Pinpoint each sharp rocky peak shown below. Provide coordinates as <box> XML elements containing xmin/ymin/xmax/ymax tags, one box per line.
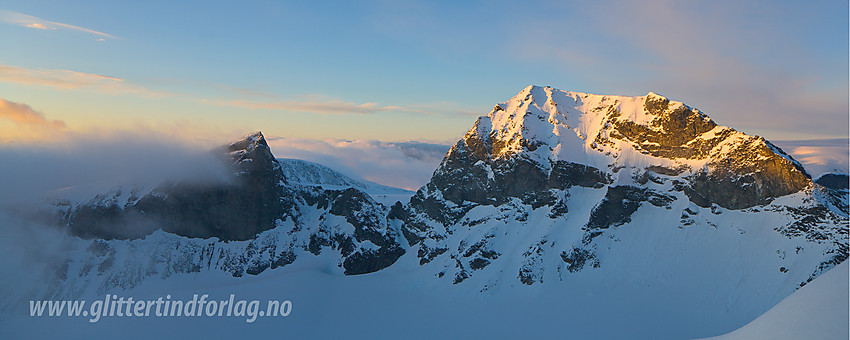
<box><xmin>226</xmin><ymin>131</ymin><xmax>270</xmax><ymax>158</ymax></box>
<box><xmin>223</xmin><ymin>131</ymin><xmax>278</xmax><ymax>176</ymax></box>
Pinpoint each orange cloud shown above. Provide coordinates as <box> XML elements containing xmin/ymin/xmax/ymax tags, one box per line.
<box><xmin>0</xmin><ymin>98</ymin><xmax>65</xmax><ymax>129</ymax></box>
<box><xmin>0</xmin><ymin>64</ymin><xmax>166</xmax><ymax>97</ymax></box>
<box><xmin>24</xmin><ymin>23</ymin><xmax>47</xmax><ymax>29</ymax></box>
<box><xmin>210</xmin><ymin>98</ymin><xmax>443</xmax><ymax>116</ymax></box>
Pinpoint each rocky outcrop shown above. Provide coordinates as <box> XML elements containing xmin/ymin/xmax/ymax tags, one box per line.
<box><xmin>816</xmin><ymin>173</ymin><xmax>849</xmax><ymax>191</ymax></box>
<box><xmin>584</xmin><ymin>186</ymin><xmax>675</xmax><ymax>242</ymax></box>
<box><xmin>610</xmin><ymin>94</ymin><xmax>721</xmax><ymax>160</ymax></box>
<box><xmin>430</xmin><ymin>129</ymin><xmax>610</xmax><ymax>210</ymax></box>
<box><xmin>682</xmin><ymin>139</ymin><xmax>810</xmax><ymax>209</ymax></box>
<box><xmin>603</xmin><ymin>93</ymin><xmax>811</xmax><ymax>209</ymax></box>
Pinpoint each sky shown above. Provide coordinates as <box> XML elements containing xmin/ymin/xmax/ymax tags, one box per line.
<box><xmin>0</xmin><ymin>0</ymin><xmax>847</xmax><ymax>146</ymax></box>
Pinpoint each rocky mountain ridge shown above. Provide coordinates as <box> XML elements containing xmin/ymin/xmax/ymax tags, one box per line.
<box><xmin>44</xmin><ymin>86</ymin><xmax>847</xmax><ymax>301</ymax></box>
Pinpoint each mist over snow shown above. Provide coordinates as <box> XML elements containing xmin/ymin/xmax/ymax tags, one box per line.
<box><xmin>0</xmin><ymin>211</ymin><xmax>70</xmax><ymax>314</ymax></box>
<box><xmin>266</xmin><ymin>137</ymin><xmax>451</xmax><ymax>191</ymax></box>
<box><xmin>0</xmin><ymin>130</ymin><xmax>234</xmax><ymax>314</ymax></box>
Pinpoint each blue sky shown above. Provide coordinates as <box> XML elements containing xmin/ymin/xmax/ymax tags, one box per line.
<box><xmin>0</xmin><ymin>0</ymin><xmax>847</xmax><ymax>144</ymax></box>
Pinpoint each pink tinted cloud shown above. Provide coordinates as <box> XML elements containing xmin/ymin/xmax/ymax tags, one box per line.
<box><xmin>0</xmin><ymin>98</ymin><xmax>65</xmax><ymax>129</ymax></box>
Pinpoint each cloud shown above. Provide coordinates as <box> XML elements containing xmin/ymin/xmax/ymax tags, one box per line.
<box><xmin>0</xmin><ymin>129</ymin><xmax>228</xmax><ymax>206</ymax></box>
<box><xmin>0</xmin><ymin>98</ymin><xmax>65</xmax><ymax>128</ymax></box>
<box><xmin>0</xmin><ymin>130</ymin><xmax>233</xmax><ymax>308</ymax></box>
<box><xmin>0</xmin><ymin>64</ymin><xmax>452</xmax><ymax>119</ymax></box>
<box><xmin>772</xmin><ymin>139</ymin><xmax>849</xmax><ymax>177</ymax></box>
<box><xmin>211</xmin><ymin>98</ymin><xmax>443</xmax><ymax>115</ymax></box>
<box><xmin>215</xmin><ymin>99</ymin><xmax>388</xmax><ymax>115</ymax></box>
<box><xmin>0</xmin><ymin>10</ymin><xmax>118</xmax><ymax>39</ymax></box>
<box><xmin>266</xmin><ymin>137</ymin><xmax>451</xmax><ymax>190</ymax></box>
<box><xmin>0</xmin><ymin>64</ymin><xmax>165</xmax><ymax>96</ymax></box>
<box><xmin>25</xmin><ymin>22</ymin><xmax>46</xmax><ymax>29</ymax></box>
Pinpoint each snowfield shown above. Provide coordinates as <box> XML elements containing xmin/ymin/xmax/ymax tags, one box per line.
<box><xmin>711</xmin><ymin>261</ymin><xmax>849</xmax><ymax>340</ymax></box>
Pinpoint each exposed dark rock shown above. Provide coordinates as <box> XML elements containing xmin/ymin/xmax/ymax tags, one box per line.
<box><xmin>417</xmin><ymin>246</ymin><xmax>448</xmax><ymax>265</ymax></box>
<box><xmin>646</xmin><ymin>165</ymin><xmax>686</xmax><ymax>176</ymax></box>
<box><xmin>560</xmin><ymin>248</ymin><xmax>599</xmax><ymax>273</ymax></box>
<box><xmin>343</xmin><ymin>245</ymin><xmax>405</xmax><ymax>275</ymax></box>
<box><xmin>453</xmin><ymin>270</ymin><xmax>470</xmax><ymax>284</ymax></box>
<box><xmin>427</xmin><ymin>133</ymin><xmax>610</xmax><ymax>209</ymax></box>
<box><xmin>469</xmin><ymin>258</ymin><xmax>490</xmax><ymax>270</ymax></box>
<box><xmin>685</xmin><ymin>140</ymin><xmax>811</xmax><ymax>209</ymax></box>
<box><xmin>585</xmin><ymin>186</ymin><xmax>675</xmax><ymax>238</ymax></box>
<box><xmin>776</xmin><ymin>205</ymin><xmax>847</xmax><ymax>242</ymax></box>
<box><xmin>63</xmin><ymin>131</ymin><xmax>407</xmax><ymax>277</ymax></box>
<box><xmin>518</xmin><ymin>267</ymin><xmax>537</xmax><ymax>285</ymax></box>
<box><xmin>611</xmin><ymin>101</ymin><xmax>720</xmax><ymax>160</ymax></box>
<box><xmin>816</xmin><ymin>173</ymin><xmax>849</xmax><ymax>191</ymax></box>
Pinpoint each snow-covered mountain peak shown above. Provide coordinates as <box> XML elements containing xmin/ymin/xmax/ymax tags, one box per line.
<box><xmin>395</xmin><ymin>86</ymin><xmax>845</xmax><ymax>294</ymax></box>
<box><xmin>439</xmin><ymin>86</ymin><xmax>812</xmax><ymax>211</ymax></box>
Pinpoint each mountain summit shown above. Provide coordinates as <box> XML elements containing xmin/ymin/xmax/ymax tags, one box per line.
<box><xmin>397</xmin><ymin>85</ymin><xmax>845</xmax><ymax>289</ymax></box>
<box><xmin>432</xmin><ymin>85</ymin><xmax>809</xmax><ymax>210</ymax></box>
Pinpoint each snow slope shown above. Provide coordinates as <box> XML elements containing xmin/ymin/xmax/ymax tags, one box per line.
<box><xmin>277</xmin><ymin>158</ymin><xmax>414</xmax><ymax>206</ymax></box>
<box><xmin>711</xmin><ymin>261</ymin><xmax>849</xmax><ymax>340</ymax></box>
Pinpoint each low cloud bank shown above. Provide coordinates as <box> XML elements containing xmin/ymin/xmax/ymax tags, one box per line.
<box><xmin>773</xmin><ymin>139</ymin><xmax>849</xmax><ymax>177</ymax></box>
<box><xmin>0</xmin><ymin>130</ymin><xmax>228</xmax><ymax>207</ymax></box>
<box><xmin>267</xmin><ymin>138</ymin><xmax>451</xmax><ymax>191</ymax></box>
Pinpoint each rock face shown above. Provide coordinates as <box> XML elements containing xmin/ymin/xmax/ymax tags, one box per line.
<box><xmin>393</xmin><ymin>85</ymin><xmax>846</xmax><ymax>289</ymax></box>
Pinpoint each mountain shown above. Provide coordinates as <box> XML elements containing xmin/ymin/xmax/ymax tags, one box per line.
<box><xmin>42</xmin><ymin>132</ymin><xmax>407</xmax><ymax>301</ymax></box>
<box><xmin>393</xmin><ymin>85</ymin><xmax>845</xmax><ymax>290</ymax></box>
<box><xmin>8</xmin><ymin>86</ymin><xmax>847</xmax><ymax>338</ymax></box>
